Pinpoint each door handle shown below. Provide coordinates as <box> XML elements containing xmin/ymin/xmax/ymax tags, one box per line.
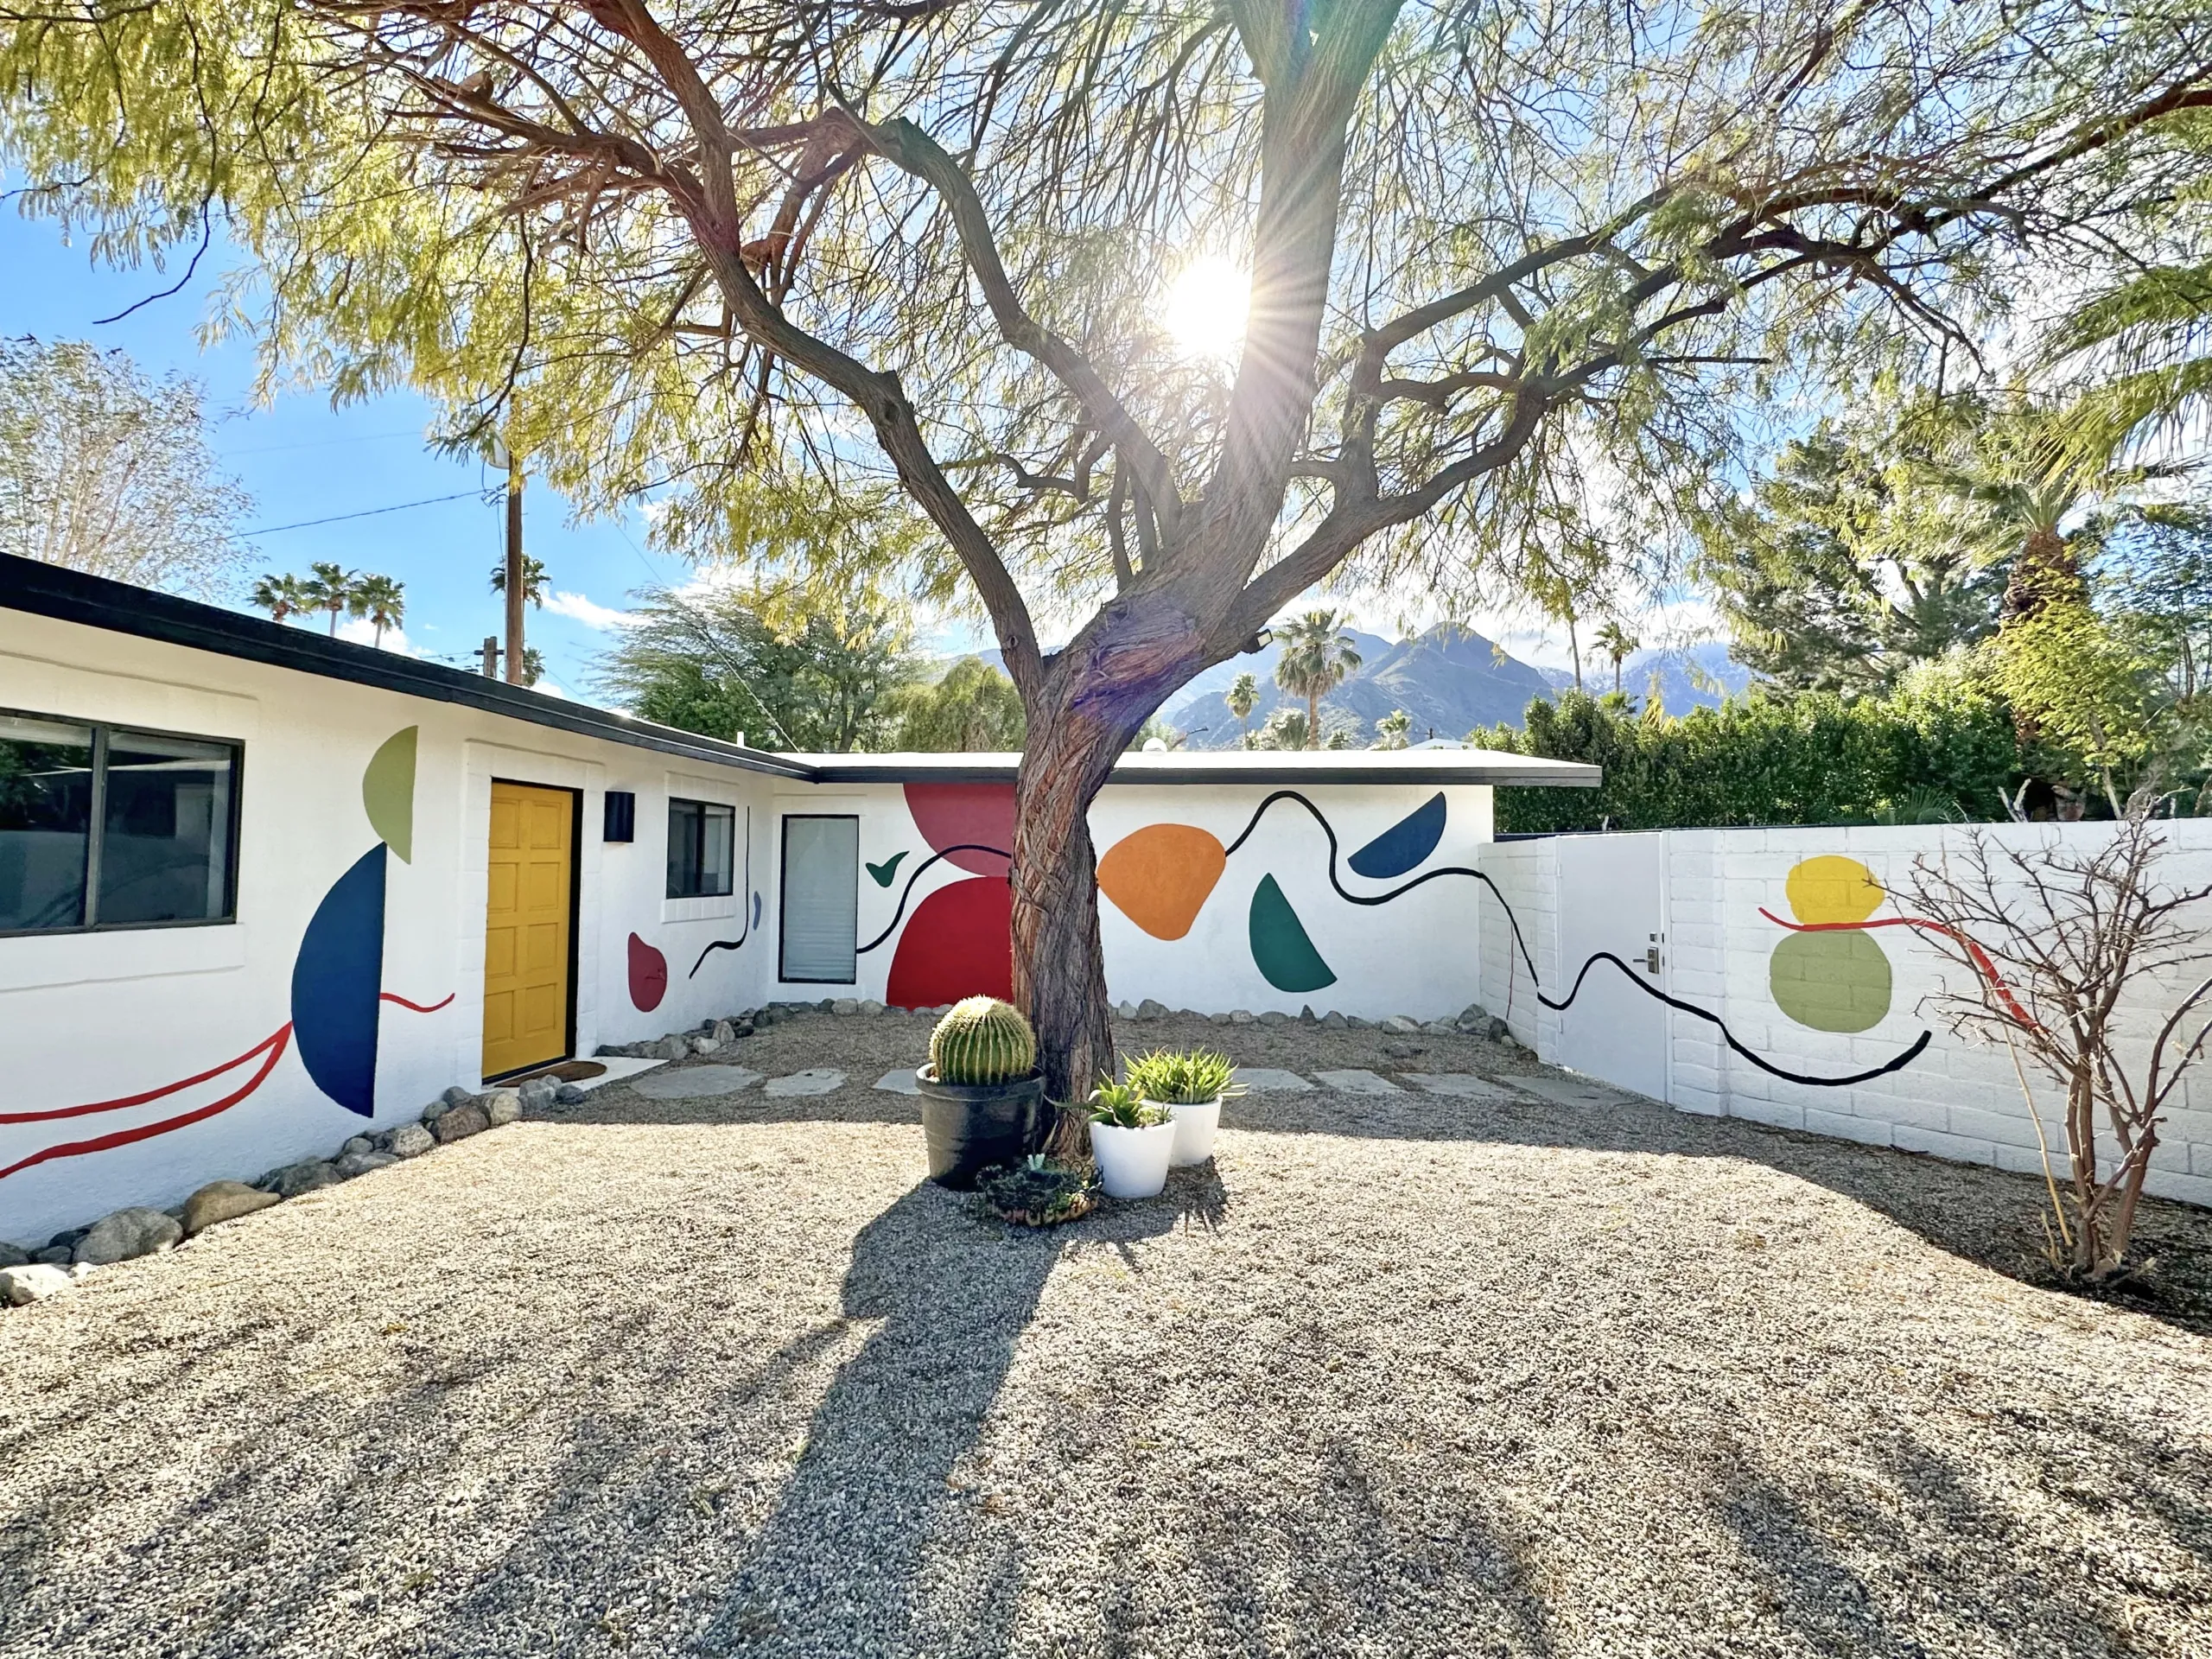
<box><xmin>1644</xmin><ymin>945</ymin><xmax>1661</xmax><ymax>976</ymax></box>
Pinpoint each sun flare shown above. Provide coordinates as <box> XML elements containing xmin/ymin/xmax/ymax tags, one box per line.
<box><xmin>1162</xmin><ymin>255</ymin><xmax>1249</xmax><ymax>359</ymax></box>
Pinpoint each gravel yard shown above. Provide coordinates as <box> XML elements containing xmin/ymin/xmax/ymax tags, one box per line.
<box><xmin>5</xmin><ymin>1009</ymin><xmax>2212</xmax><ymax>1658</ymax></box>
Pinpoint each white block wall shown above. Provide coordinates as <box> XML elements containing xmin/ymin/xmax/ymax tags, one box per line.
<box><xmin>1482</xmin><ymin>823</ymin><xmax>2212</xmax><ymax>1210</ymax></box>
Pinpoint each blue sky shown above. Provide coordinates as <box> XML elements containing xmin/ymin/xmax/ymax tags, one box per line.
<box><xmin>1</xmin><ymin>213</ymin><xmax>693</xmax><ymax>699</ymax></box>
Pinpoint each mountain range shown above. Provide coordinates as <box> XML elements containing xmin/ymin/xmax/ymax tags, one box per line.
<box><xmin>976</xmin><ymin>627</ymin><xmax>1752</xmax><ymax>747</ymax></box>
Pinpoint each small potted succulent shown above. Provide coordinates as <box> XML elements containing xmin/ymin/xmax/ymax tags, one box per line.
<box><xmin>976</xmin><ymin>1153</ymin><xmax>1096</xmax><ymax>1228</ymax></box>
<box><xmin>1086</xmin><ymin>1077</ymin><xmax>1176</xmax><ymax>1199</ymax></box>
<box><xmin>1126</xmin><ymin>1048</ymin><xmax>1242</xmax><ymax>1166</ymax></box>
<box><xmin>916</xmin><ymin>996</ymin><xmax>1044</xmax><ymax>1189</ymax></box>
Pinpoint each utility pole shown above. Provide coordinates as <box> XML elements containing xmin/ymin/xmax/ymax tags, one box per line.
<box><xmin>503</xmin><ymin>453</ymin><xmax>526</xmax><ymax>685</ymax></box>
<box><xmin>480</xmin><ymin>636</ymin><xmax>500</xmax><ymax>677</ymax></box>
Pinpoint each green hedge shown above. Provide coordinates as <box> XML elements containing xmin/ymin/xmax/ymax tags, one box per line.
<box><xmin>1473</xmin><ymin>682</ymin><xmax>2022</xmax><ymax>832</ymax></box>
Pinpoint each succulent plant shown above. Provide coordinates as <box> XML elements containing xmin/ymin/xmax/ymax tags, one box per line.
<box><xmin>1124</xmin><ymin>1048</ymin><xmax>1243</xmax><ymax>1104</ymax></box>
<box><xmin>977</xmin><ymin>1154</ymin><xmax>1095</xmax><ymax>1227</ymax></box>
<box><xmin>928</xmin><ymin>995</ymin><xmax>1038</xmax><ymax>1084</ymax></box>
<box><xmin>1087</xmin><ymin>1077</ymin><xmax>1169</xmax><ymax>1127</ymax></box>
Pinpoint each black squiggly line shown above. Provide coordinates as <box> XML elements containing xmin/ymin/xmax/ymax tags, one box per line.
<box><xmin>1220</xmin><ymin>789</ymin><xmax>1931</xmax><ymax>1088</ymax></box>
<box><xmin>688</xmin><ymin>807</ymin><xmax>755</xmax><ymax>979</ymax></box>
<box><xmin>855</xmin><ymin>843</ymin><xmax>1010</xmax><ymax>955</ymax></box>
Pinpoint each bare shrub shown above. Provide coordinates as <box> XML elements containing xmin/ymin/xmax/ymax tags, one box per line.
<box><xmin>1904</xmin><ymin>819</ymin><xmax>2212</xmax><ymax>1282</ymax></box>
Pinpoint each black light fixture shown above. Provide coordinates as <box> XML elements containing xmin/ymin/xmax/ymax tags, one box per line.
<box><xmin>603</xmin><ymin>790</ymin><xmax>637</xmax><ymax>842</ymax></box>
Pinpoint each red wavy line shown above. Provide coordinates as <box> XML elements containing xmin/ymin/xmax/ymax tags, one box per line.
<box><xmin>0</xmin><ymin>1025</ymin><xmax>294</xmax><ymax>1182</ymax></box>
<box><xmin>380</xmin><ymin>991</ymin><xmax>455</xmax><ymax>1013</ymax></box>
<box><xmin>1759</xmin><ymin>907</ymin><xmax>2037</xmax><ymax>1029</ymax></box>
<box><xmin>0</xmin><ymin>1024</ymin><xmax>295</xmax><ymax>1125</ymax></box>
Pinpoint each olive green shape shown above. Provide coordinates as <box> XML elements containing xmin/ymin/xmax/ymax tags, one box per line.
<box><xmin>930</xmin><ymin>995</ymin><xmax>1038</xmax><ymax>1084</ymax></box>
<box><xmin>1769</xmin><ymin>928</ymin><xmax>1891</xmax><ymax>1033</ymax></box>
<box><xmin>1249</xmin><ymin>874</ymin><xmax>1337</xmax><ymax>994</ymax></box>
<box><xmin>361</xmin><ymin>726</ymin><xmax>418</xmax><ymax>863</ymax></box>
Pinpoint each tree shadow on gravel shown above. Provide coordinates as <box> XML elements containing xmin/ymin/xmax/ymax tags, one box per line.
<box><xmin>690</xmin><ymin>1175</ymin><xmax>1202</xmax><ymax>1656</ymax></box>
<box><xmin>1221</xmin><ymin>1082</ymin><xmax>2212</xmax><ymax>1338</ymax></box>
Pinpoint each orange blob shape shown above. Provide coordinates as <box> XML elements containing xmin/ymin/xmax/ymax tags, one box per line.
<box><xmin>1096</xmin><ymin>823</ymin><xmax>1228</xmax><ymax>941</ymax></box>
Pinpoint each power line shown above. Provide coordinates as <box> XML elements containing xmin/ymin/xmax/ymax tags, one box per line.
<box><xmin>241</xmin><ymin>490</ymin><xmax>489</xmax><ymax>537</ymax></box>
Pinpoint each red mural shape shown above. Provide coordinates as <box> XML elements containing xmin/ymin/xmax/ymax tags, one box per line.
<box><xmin>627</xmin><ymin>932</ymin><xmax>669</xmax><ymax>1012</ymax></box>
<box><xmin>886</xmin><ymin>878</ymin><xmax>1014</xmax><ymax>1008</ymax></box>
<box><xmin>902</xmin><ymin>782</ymin><xmax>1014</xmax><ymax>875</ymax></box>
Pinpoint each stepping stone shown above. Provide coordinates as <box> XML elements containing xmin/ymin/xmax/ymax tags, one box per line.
<box><xmin>1401</xmin><ymin>1073</ymin><xmax>1516</xmax><ymax>1101</ymax></box>
<box><xmin>1313</xmin><ymin>1069</ymin><xmax>1403</xmax><ymax>1096</ymax></box>
<box><xmin>873</xmin><ymin>1069</ymin><xmax>922</xmax><ymax>1096</ymax></box>
<box><xmin>1510</xmin><ymin>1074</ymin><xmax>1630</xmax><ymax>1108</ymax></box>
<box><xmin>765</xmin><ymin>1069</ymin><xmax>847</xmax><ymax>1098</ymax></box>
<box><xmin>1231</xmin><ymin>1067</ymin><xmax>1313</xmax><ymax>1093</ymax></box>
<box><xmin>629</xmin><ymin>1065</ymin><xmax>762</xmax><ymax>1100</ymax></box>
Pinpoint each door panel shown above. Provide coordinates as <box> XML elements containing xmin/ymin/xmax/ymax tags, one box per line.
<box><xmin>1555</xmin><ymin>832</ymin><xmax>1669</xmax><ymax>1100</ymax></box>
<box><xmin>483</xmin><ymin>780</ymin><xmax>575</xmax><ymax>1078</ymax></box>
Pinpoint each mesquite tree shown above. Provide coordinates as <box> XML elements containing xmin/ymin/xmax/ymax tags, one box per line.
<box><xmin>1905</xmin><ymin>823</ymin><xmax>2212</xmax><ymax>1282</ymax></box>
<box><xmin>8</xmin><ymin>2</ymin><xmax>2211</xmax><ymax>1101</ymax></box>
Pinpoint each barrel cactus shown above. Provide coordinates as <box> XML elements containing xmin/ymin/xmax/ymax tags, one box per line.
<box><xmin>929</xmin><ymin>996</ymin><xmax>1038</xmax><ymax>1084</ymax></box>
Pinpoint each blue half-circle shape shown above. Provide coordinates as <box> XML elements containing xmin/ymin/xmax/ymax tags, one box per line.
<box><xmin>291</xmin><ymin>844</ymin><xmax>387</xmax><ymax>1116</ymax></box>
<box><xmin>1348</xmin><ymin>791</ymin><xmax>1446</xmax><ymax>879</ymax></box>
<box><xmin>1249</xmin><ymin>874</ymin><xmax>1337</xmax><ymax>994</ymax></box>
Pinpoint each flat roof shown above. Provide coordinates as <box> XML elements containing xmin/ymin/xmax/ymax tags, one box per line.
<box><xmin>805</xmin><ymin>748</ymin><xmax>1600</xmax><ymax>787</ymax></box>
<box><xmin>1</xmin><ymin>554</ymin><xmax>1597</xmax><ymax>789</ymax></box>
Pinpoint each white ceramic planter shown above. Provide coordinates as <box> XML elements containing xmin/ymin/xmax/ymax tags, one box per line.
<box><xmin>1158</xmin><ymin>1097</ymin><xmax>1222</xmax><ymax>1166</ymax></box>
<box><xmin>1090</xmin><ymin>1118</ymin><xmax>1177</xmax><ymax>1198</ymax></box>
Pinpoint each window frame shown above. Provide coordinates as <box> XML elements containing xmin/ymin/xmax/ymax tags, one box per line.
<box><xmin>778</xmin><ymin>812</ymin><xmax>860</xmax><ymax>986</ymax></box>
<box><xmin>0</xmin><ymin>704</ymin><xmax>245</xmax><ymax>939</ymax></box>
<box><xmin>664</xmin><ymin>794</ymin><xmax>737</xmax><ymax>900</ymax></box>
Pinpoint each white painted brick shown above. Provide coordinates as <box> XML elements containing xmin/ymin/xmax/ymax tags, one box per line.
<box><xmin>1674</xmin><ymin>1092</ymin><xmax>1726</xmax><ymax>1117</ymax></box>
<box><xmin>1948</xmin><ymin>1104</ymin><xmax>2056</xmax><ymax>1151</ymax></box>
<box><xmin>1803</xmin><ymin>1109</ymin><xmax>1892</xmax><ymax>1147</ymax></box>
<box><xmin>1670</xmin><ymin>969</ymin><xmax>1726</xmax><ymax>999</ymax></box>
<box><xmin>1866</xmin><ymin>1096</ymin><xmax>1953</xmax><ymax>1135</ymax></box>
<box><xmin>2192</xmin><ymin>1142</ymin><xmax>2212</xmax><ymax>1177</ymax></box>
<box><xmin>2145</xmin><ymin>1168</ymin><xmax>2212</xmax><ymax>1210</ymax></box>
<box><xmin>1670</xmin><ymin>1061</ymin><xmax>1721</xmax><ymax>1094</ymax></box>
<box><xmin>1993</xmin><ymin>1145</ymin><xmax>2066</xmax><ymax>1179</ymax></box>
<box><xmin>1891</xmin><ymin>1124</ymin><xmax>1998</xmax><ymax>1166</ymax></box>
<box><xmin>2149</xmin><ymin>1138</ymin><xmax>2194</xmax><ymax>1174</ymax></box>
<box><xmin>1732</xmin><ymin>1097</ymin><xmax>1805</xmax><ymax>1131</ymax></box>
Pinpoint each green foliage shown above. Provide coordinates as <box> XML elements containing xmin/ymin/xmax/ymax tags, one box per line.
<box><xmin>594</xmin><ymin>584</ymin><xmax>916</xmax><ymax>753</ymax></box>
<box><xmin>0</xmin><ymin>337</ymin><xmax>251</xmax><ymax>597</ymax></box>
<box><xmin>976</xmin><ymin>1155</ymin><xmax>1093</xmax><ymax>1227</ymax></box>
<box><xmin>1255</xmin><ymin>707</ymin><xmax>1312</xmax><ymax>751</ymax></box>
<box><xmin>890</xmin><ymin>658</ymin><xmax>1027</xmax><ymax>753</ymax></box>
<box><xmin>489</xmin><ymin>556</ymin><xmax>547</xmax><ymax>606</ymax></box>
<box><xmin>1226</xmin><ymin>673</ymin><xmax>1260</xmax><ymax>744</ymax></box>
<box><xmin>929</xmin><ymin>996</ymin><xmax>1038</xmax><ymax>1084</ymax></box>
<box><xmin>1374</xmin><ymin>709</ymin><xmax>1412</xmax><ymax>750</ymax></box>
<box><xmin>1478</xmin><ymin>677</ymin><xmax>2023</xmax><ymax>830</ymax></box>
<box><xmin>1123</xmin><ymin>1050</ymin><xmax>1242</xmax><ymax>1105</ymax></box>
<box><xmin>1984</xmin><ymin>601</ymin><xmax>2164</xmax><ymax>814</ymax></box>
<box><xmin>1694</xmin><ymin>399</ymin><xmax>2005</xmax><ymax>690</ymax></box>
<box><xmin>1085</xmin><ymin>1078</ymin><xmax>1168</xmax><ymax>1128</ymax></box>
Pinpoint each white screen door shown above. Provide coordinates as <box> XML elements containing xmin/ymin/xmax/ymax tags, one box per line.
<box><xmin>780</xmin><ymin>815</ymin><xmax>858</xmax><ymax>982</ymax></box>
<box><xmin>1555</xmin><ymin>831</ymin><xmax>1669</xmax><ymax>1100</ymax></box>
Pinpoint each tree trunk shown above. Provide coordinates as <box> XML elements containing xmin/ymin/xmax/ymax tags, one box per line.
<box><xmin>2000</xmin><ymin>525</ymin><xmax>2083</xmax><ymax>625</ymax></box>
<box><xmin>1011</xmin><ymin>705</ymin><xmax>1131</xmax><ymax>1153</ymax></box>
<box><xmin>1306</xmin><ymin>690</ymin><xmax>1319</xmax><ymax>748</ymax></box>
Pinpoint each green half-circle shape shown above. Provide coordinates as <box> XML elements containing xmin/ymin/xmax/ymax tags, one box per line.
<box><xmin>1770</xmin><ymin>928</ymin><xmax>1891</xmax><ymax>1033</ymax></box>
<box><xmin>362</xmin><ymin>726</ymin><xmax>418</xmax><ymax>863</ymax></box>
<box><xmin>1249</xmin><ymin>874</ymin><xmax>1337</xmax><ymax>994</ymax></box>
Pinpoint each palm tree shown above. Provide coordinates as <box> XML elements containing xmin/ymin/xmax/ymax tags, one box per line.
<box><xmin>355</xmin><ymin>573</ymin><xmax>406</xmax><ymax>647</ymax></box>
<box><xmin>250</xmin><ymin>572</ymin><xmax>308</xmax><ymax>624</ymax></box>
<box><xmin>1594</xmin><ymin>620</ymin><xmax>1639</xmax><ymax>696</ymax></box>
<box><xmin>1374</xmin><ymin>709</ymin><xmax>1412</xmax><ymax>750</ymax></box>
<box><xmin>1272</xmin><ymin>609</ymin><xmax>1362</xmax><ymax>750</ymax></box>
<box><xmin>298</xmin><ymin>562</ymin><xmax>364</xmax><ymax>635</ymax></box>
<box><xmin>1226</xmin><ymin>671</ymin><xmax>1259</xmax><ymax>745</ymax></box>
<box><xmin>1256</xmin><ymin>707</ymin><xmax>1310</xmax><ymax>750</ymax></box>
<box><xmin>489</xmin><ymin>555</ymin><xmax>549</xmax><ymax>607</ymax></box>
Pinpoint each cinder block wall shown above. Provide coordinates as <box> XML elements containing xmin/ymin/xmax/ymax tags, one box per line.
<box><xmin>1481</xmin><ymin>822</ymin><xmax>2212</xmax><ymax>1209</ymax></box>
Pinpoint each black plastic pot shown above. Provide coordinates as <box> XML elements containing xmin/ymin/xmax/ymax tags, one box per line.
<box><xmin>915</xmin><ymin>1067</ymin><xmax>1045</xmax><ymax>1189</ymax></box>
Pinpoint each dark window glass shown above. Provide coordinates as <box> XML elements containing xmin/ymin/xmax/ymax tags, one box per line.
<box><xmin>667</xmin><ymin>798</ymin><xmax>735</xmax><ymax>899</ymax></box>
<box><xmin>97</xmin><ymin>730</ymin><xmax>238</xmax><ymax>925</ymax></box>
<box><xmin>0</xmin><ymin>714</ymin><xmax>94</xmax><ymax>931</ymax></box>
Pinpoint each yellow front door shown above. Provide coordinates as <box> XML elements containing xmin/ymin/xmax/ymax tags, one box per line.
<box><xmin>482</xmin><ymin>781</ymin><xmax>575</xmax><ymax>1078</ymax></box>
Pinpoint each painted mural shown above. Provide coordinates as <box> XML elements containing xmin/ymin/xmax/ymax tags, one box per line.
<box><xmin>685</xmin><ymin>805</ymin><xmax>764</xmax><ymax>981</ymax></box>
<box><xmin>864</xmin><ymin>783</ymin><xmax>1019</xmax><ymax>1007</ymax></box>
<box><xmin>0</xmin><ymin>726</ymin><xmax>453</xmax><ymax>1185</ymax></box>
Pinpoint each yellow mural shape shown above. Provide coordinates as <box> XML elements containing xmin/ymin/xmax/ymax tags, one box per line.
<box><xmin>1785</xmin><ymin>855</ymin><xmax>1885</xmax><ymax>925</ymax></box>
<box><xmin>1096</xmin><ymin>823</ymin><xmax>1227</xmax><ymax>941</ymax></box>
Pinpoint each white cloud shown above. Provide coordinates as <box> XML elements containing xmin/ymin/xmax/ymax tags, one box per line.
<box><xmin>543</xmin><ymin>589</ymin><xmax>635</xmax><ymax>630</ymax></box>
<box><xmin>335</xmin><ymin>617</ymin><xmax>423</xmax><ymax>656</ymax></box>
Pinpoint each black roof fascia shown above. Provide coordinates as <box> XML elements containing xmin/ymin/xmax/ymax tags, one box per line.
<box><xmin>0</xmin><ymin>553</ymin><xmax>813</xmax><ymax>780</ymax></box>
